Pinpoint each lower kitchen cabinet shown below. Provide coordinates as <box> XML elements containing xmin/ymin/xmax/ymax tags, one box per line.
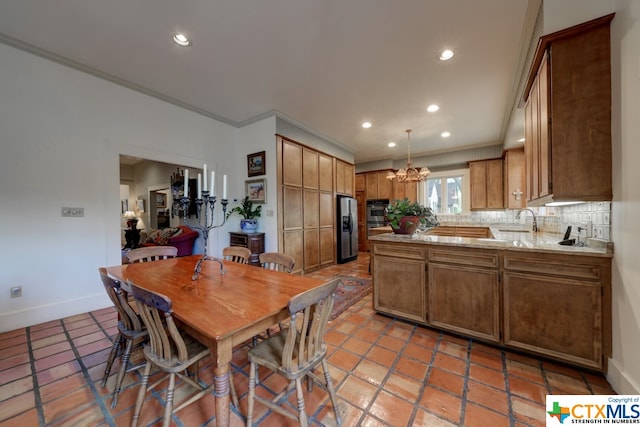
<box><xmin>371</xmin><ymin>239</ymin><xmax>611</xmax><ymax>371</ymax></box>
<box><xmin>372</xmin><ymin>243</ymin><xmax>426</xmax><ymax>323</ymax></box>
<box><xmin>429</xmin><ymin>263</ymin><xmax>500</xmax><ymax>343</ymax></box>
<box><xmin>503</xmin><ymin>253</ymin><xmax>610</xmax><ymax>370</ymax></box>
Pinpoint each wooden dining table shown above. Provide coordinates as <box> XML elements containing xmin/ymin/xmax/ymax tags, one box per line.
<box><xmin>104</xmin><ymin>255</ymin><xmax>328</xmax><ymax>427</ymax></box>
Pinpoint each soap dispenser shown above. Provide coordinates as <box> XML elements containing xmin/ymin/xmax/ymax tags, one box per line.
<box><xmin>575</xmin><ymin>227</ymin><xmax>586</xmax><ymax>247</ymax></box>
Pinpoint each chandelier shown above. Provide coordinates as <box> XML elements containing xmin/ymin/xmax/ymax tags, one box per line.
<box><xmin>386</xmin><ymin>129</ymin><xmax>431</xmax><ymax>182</ymax></box>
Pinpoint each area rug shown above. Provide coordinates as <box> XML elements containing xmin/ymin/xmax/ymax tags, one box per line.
<box><xmin>330</xmin><ymin>275</ymin><xmax>372</xmax><ymax>320</ymax></box>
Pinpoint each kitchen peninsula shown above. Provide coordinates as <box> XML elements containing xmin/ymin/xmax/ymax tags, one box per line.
<box><xmin>369</xmin><ymin>225</ymin><xmax>612</xmax><ymax>371</ymax></box>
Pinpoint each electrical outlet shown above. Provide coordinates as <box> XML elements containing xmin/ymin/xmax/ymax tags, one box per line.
<box><xmin>61</xmin><ymin>207</ymin><xmax>71</xmax><ymax>217</ymax></box>
<box><xmin>266</xmin><ymin>209</ymin><xmax>274</xmax><ymax>217</ymax></box>
<box><xmin>10</xmin><ymin>286</ymin><xmax>22</xmax><ymax>298</ymax></box>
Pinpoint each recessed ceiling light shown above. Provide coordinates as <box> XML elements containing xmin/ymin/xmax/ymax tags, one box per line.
<box><xmin>362</xmin><ymin>122</ymin><xmax>372</xmax><ymax>129</ymax></box>
<box><xmin>441</xmin><ymin>131</ymin><xmax>451</xmax><ymax>138</ymax></box>
<box><xmin>388</xmin><ymin>142</ymin><xmax>396</xmax><ymax>147</ymax></box>
<box><xmin>439</xmin><ymin>49</ymin><xmax>454</xmax><ymax>61</ymax></box>
<box><xmin>518</xmin><ymin>138</ymin><xmax>525</xmax><ymax>143</ymax></box>
<box><xmin>427</xmin><ymin>104</ymin><xmax>439</xmax><ymax>113</ymax></box>
<box><xmin>173</xmin><ymin>33</ymin><xmax>191</xmax><ymax>47</ymax></box>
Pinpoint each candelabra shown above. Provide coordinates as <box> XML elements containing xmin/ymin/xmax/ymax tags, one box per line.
<box><xmin>180</xmin><ymin>191</ymin><xmax>229</xmax><ymax>280</ymax></box>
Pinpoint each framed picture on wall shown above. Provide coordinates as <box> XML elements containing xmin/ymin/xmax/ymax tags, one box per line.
<box><xmin>155</xmin><ymin>193</ymin><xmax>166</xmax><ymax>208</ymax></box>
<box><xmin>245</xmin><ymin>179</ymin><xmax>266</xmax><ymax>204</ymax></box>
<box><xmin>121</xmin><ymin>199</ymin><xmax>129</xmax><ymax>214</ymax></box>
<box><xmin>136</xmin><ymin>199</ymin><xmax>145</xmax><ymax>213</ymax></box>
<box><xmin>247</xmin><ymin>151</ymin><xmax>265</xmax><ymax>177</ymax></box>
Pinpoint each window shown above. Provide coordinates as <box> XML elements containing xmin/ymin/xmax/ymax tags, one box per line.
<box><xmin>419</xmin><ymin>168</ymin><xmax>470</xmax><ymax>214</ymax></box>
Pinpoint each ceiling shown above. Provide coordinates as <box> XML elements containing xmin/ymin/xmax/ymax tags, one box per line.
<box><xmin>0</xmin><ymin>0</ymin><xmax>537</xmax><ymax>163</ymax></box>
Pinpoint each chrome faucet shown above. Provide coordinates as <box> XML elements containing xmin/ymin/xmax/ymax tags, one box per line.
<box><xmin>516</xmin><ymin>208</ymin><xmax>538</xmax><ymax>232</ymax></box>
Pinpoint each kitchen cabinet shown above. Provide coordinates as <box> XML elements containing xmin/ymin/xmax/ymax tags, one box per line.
<box><xmin>469</xmin><ymin>158</ymin><xmax>504</xmax><ymax>210</ymax></box>
<box><xmin>336</xmin><ymin>159</ymin><xmax>354</xmax><ymax>196</ymax></box>
<box><xmin>370</xmin><ymin>235</ymin><xmax>611</xmax><ymax>371</ymax></box>
<box><xmin>392</xmin><ymin>180</ymin><xmax>417</xmax><ymax>203</ymax></box>
<box><xmin>277</xmin><ymin>135</ymin><xmax>344</xmax><ymax>273</ymax></box>
<box><xmin>428</xmin><ymin>247</ymin><xmax>500</xmax><ymax>343</ymax></box>
<box><xmin>503</xmin><ymin>148</ymin><xmax>526</xmax><ymax>209</ymax></box>
<box><xmin>503</xmin><ymin>252</ymin><xmax>610</xmax><ymax>370</ymax></box>
<box><xmin>523</xmin><ymin>14</ymin><xmax>613</xmax><ymax>206</ymax></box>
<box><xmin>372</xmin><ymin>242</ymin><xmax>426</xmax><ymax>323</ymax></box>
<box><xmin>362</xmin><ymin>170</ymin><xmax>392</xmax><ymax>200</ymax></box>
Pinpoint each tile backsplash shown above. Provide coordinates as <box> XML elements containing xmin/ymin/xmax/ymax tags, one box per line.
<box><xmin>436</xmin><ymin>202</ymin><xmax>612</xmax><ymax>242</ymax></box>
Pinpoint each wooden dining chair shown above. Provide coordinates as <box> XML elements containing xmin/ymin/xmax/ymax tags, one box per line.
<box><xmin>98</xmin><ymin>268</ymin><xmax>148</xmax><ymax>409</ymax></box>
<box><xmin>246</xmin><ymin>278</ymin><xmax>342</xmax><ymax>427</ymax></box>
<box><xmin>129</xmin><ymin>281</ymin><xmax>237</xmax><ymax>427</ymax></box>
<box><xmin>126</xmin><ymin>246</ymin><xmax>178</xmax><ymax>263</ymax></box>
<box><xmin>222</xmin><ymin>246</ymin><xmax>252</xmax><ymax>264</ymax></box>
<box><xmin>259</xmin><ymin>252</ymin><xmax>295</xmax><ymax>273</ymax></box>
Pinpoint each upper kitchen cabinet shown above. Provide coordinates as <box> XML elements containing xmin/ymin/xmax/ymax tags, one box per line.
<box><xmin>523</xmin><ymin>14</ymin><xmax>613</xmax><ymax>206</ymax></box>
<box><xmin>503</xmin><ymin>148</ymin><xmax>526</xmax><ymax>210</ymax></box>
<box><xmin>336</xmin><ymin>159</ymin><xmax>355</xmax><ymax>196</ymax></box>
<box><xmin>469</xmin><ymin>158</ymin><xmax>504</xmax><ymax>210</ymax></box>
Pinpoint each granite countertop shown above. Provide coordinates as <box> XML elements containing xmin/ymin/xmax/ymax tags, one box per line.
<box><xmin>368</xmin><ymin>223</ymin><xmax>613</xmax><ymax>257</ymax></box>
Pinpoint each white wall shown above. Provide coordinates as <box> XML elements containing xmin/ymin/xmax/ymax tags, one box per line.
<box><xmin>608</xmin><ymin>0</ymin><xmax>640</xmax><ymax>395</ymax></box>
<box><xmin>0</xmin><ymin>42</ymin><xmax>252</xmax><ymax>331</ymax></box>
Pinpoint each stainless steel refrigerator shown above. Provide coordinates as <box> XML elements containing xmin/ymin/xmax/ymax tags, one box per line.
<box><xmin>337</xmin><ymin>195</ymin><xmax>358</xmax><ymax>263</ymax></box>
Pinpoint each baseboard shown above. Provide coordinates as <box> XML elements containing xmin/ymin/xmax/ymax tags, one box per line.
<box><xmin>607</xmin><ymin>357</ymin><xmax>640</xmax><ymax>394</ymax></box>
<box><xmin>0</xmin><ymin>293</ymin><xmax>112</xmax><ymax>333</ymax></box>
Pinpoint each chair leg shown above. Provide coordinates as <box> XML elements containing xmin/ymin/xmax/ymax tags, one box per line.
<box><xmin>294</xmin><ymin>377</ymin><xmax>308</xmax><ymax>427</ymax></box>
<box><xmin>247</xmin><ymin>362</ymin><xmax>257</xmax><ymax>427</ymax></box>
<box><xmin>101</xmin><ymin>333</ymin><xmax>122</xmax><ymax>387</ymax></box>
<box><xmin>111</xmin><ymin>337</ymin><xmax>133</xmax><ymax>408</ymax></box>
<box><xmin>162</xmin><ymin>373</ymin><xmax>176</xmax><ymax>427</ymax></box>
<box><xmin>322</xmin><ymin>359</ymin><xmax>342</xmax><ymax>425</ymax></box>
<box><xmin>131</xmin><ymin>361</ymin><xmax>152</xmax><ymax>427</ymax></box>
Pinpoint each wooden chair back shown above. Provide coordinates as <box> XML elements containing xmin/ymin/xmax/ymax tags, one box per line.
<box><xmin>127</xmin><ymin>246</ymin><xmax>178</xmax><ymax>263</ymax></box>
<box><xmin>259</xmin><ymin>252</ymin><xmax>295</xmax><ymax>273</ymax></box>
<box><xmin>222</xmin><ymin>246</ymin><xmax>252</xmax><ymax>264</ymax></box>
<box><xmin>98</xmin><ymin>267</ymin><xmax>143</xmax><ymax>334</ymax></box>
<box><xmin>129</xmin><ymin>283</ymin><xmax>190</xmax><ymax>363</ymax></box>
<box><xmin>282</xmin><ymin>279</ymin><xmax>339</xmax><ymax>371</ymax></box>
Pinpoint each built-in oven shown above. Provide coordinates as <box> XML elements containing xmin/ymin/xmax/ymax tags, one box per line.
<box><xmin>366</xmin><ymin>199</ymin><xmax>389</xmax><ymax>233</ymax></box>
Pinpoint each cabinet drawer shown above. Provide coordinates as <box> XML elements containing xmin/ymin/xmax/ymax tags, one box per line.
<box><xmin>373</xmin><ymin>243</ymin><xmax>425</xmax><ymax>260</ymax></box>
<box><xmin>428</xmin><ymin>248</ymin><xmax>498</xmax><ymax>269</ymax></box>
<box><xmin>230</xmin><ymin>234</ymin><xmax>248</xmax><ymax>246</ymax></box>
<box><xmin>503</xmin><ymin>255</ymin><xmax>601</xmax><ymax>280</ymax></box>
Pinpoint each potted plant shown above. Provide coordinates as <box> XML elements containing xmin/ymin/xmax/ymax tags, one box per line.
<box><xmin>226</xmin><ymin>196</ymin><xmax>262</xmax><ymax>232</ymax></box>
<box><xmin>385</xmin><ymin>198</ymin><xmax>439</xmax><ymax>235</ymax></box>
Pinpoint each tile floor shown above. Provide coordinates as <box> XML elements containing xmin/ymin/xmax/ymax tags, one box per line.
<box><xmin>0</xmin><ymin>253</ymin><xmax>615</xmax><ymax>426</ymax></box>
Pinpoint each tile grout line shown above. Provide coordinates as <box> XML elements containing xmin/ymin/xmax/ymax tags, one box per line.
<box><xmin>406</xmin><ymin>328</ymin><xmax>444</xmax><ymax>426</ymax></box>
<box><xmin>25</xmin><ymin>326</ymin><xmax>46</xmax><ymax>427</ymax></box>
<box><xmin>58</xmin><ymin>318</ymin><xmax>116</xmax><ymax>427</ymax></box>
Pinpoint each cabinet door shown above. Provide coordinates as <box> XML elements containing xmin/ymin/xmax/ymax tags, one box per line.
<box><xmin>373</xmin><ymin>247</ymin><xmax>426</xmax><ymax>323</ymax></box>
<box><xmin>428</xmin><ymin>264</ymin><xmax>500</xmax><ymax>343</ymax></box>
<box><xmin>365</xmin><ymin>172</ymin><xmax>378</xmax><ymax>199</ymax></box>
<box><xmin>538</xmin><ymin>52</ymin><xmax>550</xmax><ymax>199</ymax></box>
<box><xmin>335</xmin><ymin>160</ymin><xmax>345</xmax><ymax>195</ymax></box>
<box><xmin>503</xmin><ymin>271</ymin><xmax>602</xmax><ymax>369</ymax></box>
<box><xmin>344</xmin><ymin>163</ymin><xmax>354</xmax><ymax>196</ymax></box>
<box><xmin>302</xmin><ymin>149</ymin><xmax>318</xmax><ymax>189</ymax></box>
<box><xmin>303</xmin><ymin>229</ymin><xmax>319</xmax><ymax>270</ymax></box>
<box><xmin>355</xmin><ymin>174</ymin><xmax>366</xmax><ymax>192</ymax></box>
<box><xmin>318</xmin><ymin>154</ymin><xmax>333</xmax><ymax>192</ymax></box>
<box><xmin>377</xmin><ymin>171</ymin><xmax>392</xmax><ymax>199</ymax></box>
<box><xmin>283</xmin><ymin>187</ymin><xmax>303</xmax><ymax>230</ymax></box>
<box><xmin>303</xmin><ymin>189</ymin><xmax>319</xmax><ymax>229</ymax></box>
<box><xmin>283</xmin><ymin>230</ymin><xmax>304</xmax><ymax>275</ymax></box>
<box><xmin>470</xmin><ymin>161</ymin><xmax>487</xmax><ymax>209</ymax></box>
<box><xmin>504</xmin><ymin>148</ymin><xmax>525</xmax><ymax>209</ymax></box>
<box><xmin>319</xmin><ymin>228</ymin><xmax>334</xmax><ymax>266</ymax></box>
<box><xmin>486</xmin><ymin>159</ymin><xmax>504</xmax><ymax>209</ymax></box>
<box><xmin>282</xmin><ymin>140</ymin><xmax>302</xmax><ymax>187</ymax></box>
